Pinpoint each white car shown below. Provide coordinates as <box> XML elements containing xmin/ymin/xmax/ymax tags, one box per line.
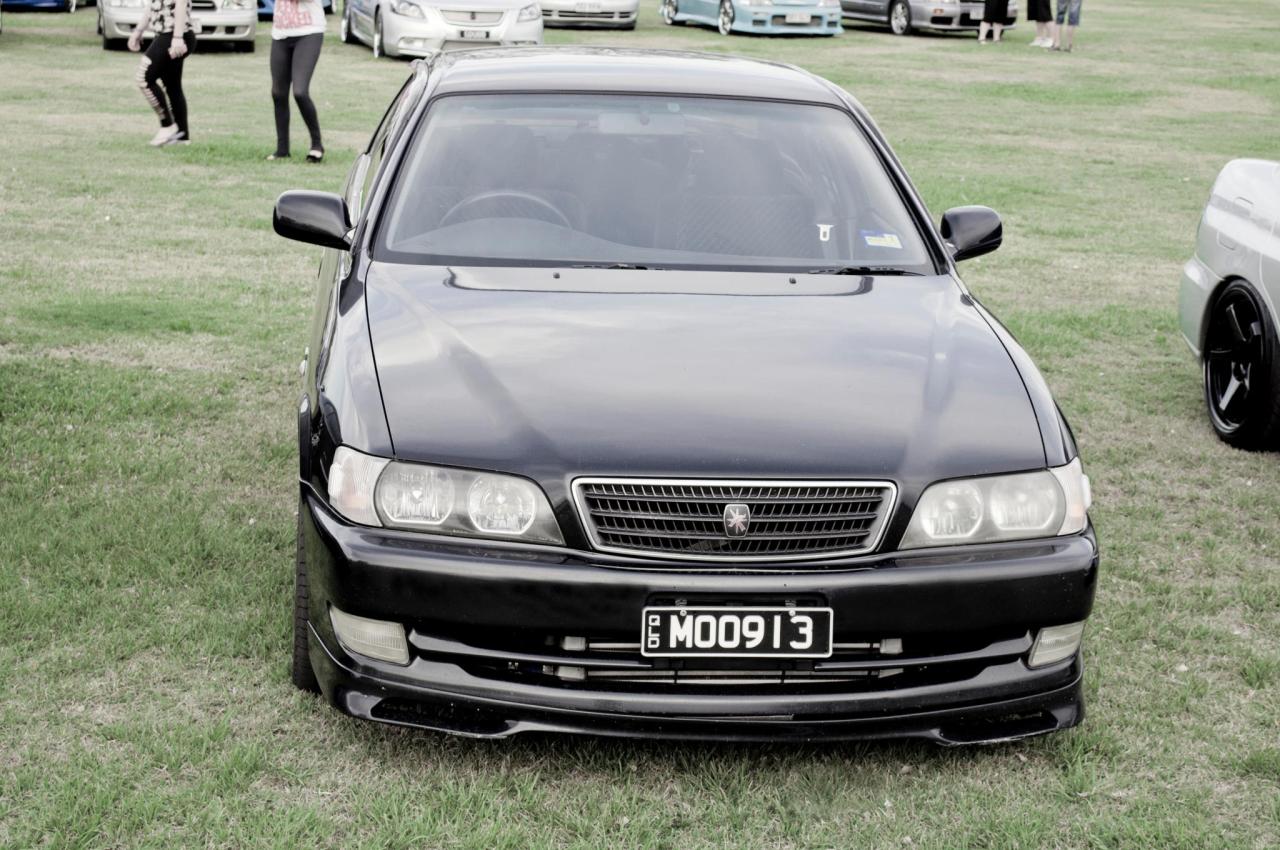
<box><xmin>1179</xmin><ymin>159</ymin><xmax>1280</xmax><ymax>449</ymax></box>
<box><xmin>540</xmin><ymin>0</ymin><xmax>636</xmax><ymax>29</ymax></box>
<box><xmin>340</xmin><ymin>0</ymin><xmax>540</xmax><ymax>58</ymax></box>
<box><xmin>99</xmin><ymin>0</ymin><xmax>257</xmax><ymax>50</ymax></box>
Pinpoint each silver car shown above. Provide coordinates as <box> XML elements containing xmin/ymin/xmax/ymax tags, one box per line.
<box><xmin>1180</xmin><ymin>159</ymin><xmax>1280</xmax><ymax>449</ymax></box>
<box><xmin>340</xmin><ymin>0</ymin><xmax>541</xmax><ymax>58</ymax></box>
<box><xmin>99</xmin><ymin>0</ymin><xmax>257</xmax><ymax>50</ymax></box>
<box><xmin>841</xmin><ymin>0</ymin><xmax>1016</xmax><ymax>35</ymax></box>
<box><xmin>541</xmin><ymin>0</ymin><xmax>637</xmax><ymax>28</ymax></box>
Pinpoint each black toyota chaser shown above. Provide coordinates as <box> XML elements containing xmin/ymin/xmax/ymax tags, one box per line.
<box><xmin>276</xmin><ymin>47</ymin><xmax>1097</xmax><ymax>744</ymax></box>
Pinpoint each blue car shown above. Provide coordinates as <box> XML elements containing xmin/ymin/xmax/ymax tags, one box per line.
<box><xmin>661</xmin><ymin>0</ymin><xmax>840</xmax><ymax>35</ymax></box>
<box><xmin>5</xmin><ymin>0</ymin><xmax>81</xmax><ymax>13</ymax></box>
<box><xmin>257</xmin><ymin>0</ymin><xmax>330</xmax><ymax>19</ymax></box>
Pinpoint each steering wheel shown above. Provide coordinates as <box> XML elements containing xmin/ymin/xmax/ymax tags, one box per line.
<box><xmin>439</xmin><ymin>190</ymin><xmax>573</xmax><ymax>230</ymax></box>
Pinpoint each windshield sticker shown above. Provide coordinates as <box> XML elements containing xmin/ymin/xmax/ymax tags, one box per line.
<box><xmin>861</xmin><ymin>231</ymin><xmax>903</xmax><ymax>249</ymax></box>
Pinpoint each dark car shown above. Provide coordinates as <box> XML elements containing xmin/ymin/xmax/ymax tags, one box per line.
<box><xmin>842</xmin><ymin>0</ymin><xmax>1017</xmax><ymax>35</ymax></box>
<box><xmin>275</xmin><ymin>47</ymin><xmax>1097</xmax><ymax>744</ymax></box>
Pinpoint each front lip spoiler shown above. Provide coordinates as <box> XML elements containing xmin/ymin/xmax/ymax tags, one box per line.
<box><xmin>310</xmin><ymin>627</ymin><xmax>1084</xmax><ymax>744</ymax></box>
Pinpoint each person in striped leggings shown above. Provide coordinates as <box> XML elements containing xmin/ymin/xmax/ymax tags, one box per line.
<box><xmin>129</xmin><ymin>0</ymin><xmax>196</xmax><ymax>147</ymax></box>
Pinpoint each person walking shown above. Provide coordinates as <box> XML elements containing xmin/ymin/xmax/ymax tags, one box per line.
<box><xmin>129</xmin><ymin>0</ymin><xmax>195</xmax><ymax>147</ymax></box>
<box><xmin>977</xmin><ymin>0</ymin><xmax>1008</xmax><ymax>43</ymax></box>
<box><xmin>268</xmin><ymin>0</ymin><xmax>326</xmax><ymax>162</ymax></box>
<box><xmin>1027</xmin><ymin>0</ymin><xmax>1052</xmax><ymax>47</ymax></box>
<box><xmin>1051</xmin><ymin>0</ymin><xmax>1081</xmax><ymax>51</ymax></box>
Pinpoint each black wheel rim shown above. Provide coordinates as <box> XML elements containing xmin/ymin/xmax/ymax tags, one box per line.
<box><xmin>1205</xmin><ymin>289</ymin><xmax>1265</xmax><ymax>433</ymax></box>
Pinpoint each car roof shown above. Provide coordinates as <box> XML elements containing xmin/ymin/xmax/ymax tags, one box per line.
<box><xmin>421</xmin><ymin>47</ymin><xmax>849</xmax><ymax>106</ymax></box>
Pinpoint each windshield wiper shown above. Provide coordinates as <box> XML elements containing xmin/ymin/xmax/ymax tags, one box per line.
<box><xmin>806</xmin><ymin>266</ymin><xmax>923</xmax><ymax>276</ymax></box>
<box><xmin>571</xmin><ymin>263</ymin><xmax>659</xmax><ymax>270</ymax></box>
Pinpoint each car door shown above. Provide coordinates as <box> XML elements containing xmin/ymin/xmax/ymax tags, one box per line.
<box><xmin>844</xmin><ymin>0</ymin><xmax>884</xmax><ymax>20</ymax></box>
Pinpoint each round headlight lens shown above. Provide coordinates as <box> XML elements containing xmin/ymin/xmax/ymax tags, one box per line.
<box><xmin>376</xmin><ymin>462</ymin><xmax>456</xmax><ymax>527</ymax></box>
<box><xmin>916</xmin><ymin>481</ymin><xmax>984</xmax><ymax>541</ymax></box>
<box><xmin>989</xmin><ymin>473</ymin><xmax>1064</xmax><ymax>533</ymax></box>
<box><xmin>467</xmin><ymin>474</ymin><xmax>538</xmax><ymax>535</ymax></box>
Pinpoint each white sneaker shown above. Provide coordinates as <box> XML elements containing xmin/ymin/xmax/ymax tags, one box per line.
<box><xmin>1030</xmin><ymin>37</ymin><xmax>1046</xmax><ymax>46</ymax></box>
<box><xmin>149</xmin><ymin>125</ymin><xmax>181</xmax><ymax>147</ymax></box>
<box><xmin>160</xmin><ymin>131</ymin><xmax>189</xmax><ymax>147</ymax></box>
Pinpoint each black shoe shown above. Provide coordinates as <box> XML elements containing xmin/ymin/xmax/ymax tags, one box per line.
<box><xmin>306</xmin><ymin>148</ymin><xmax>324</xmax><ymax>163</ymax></box>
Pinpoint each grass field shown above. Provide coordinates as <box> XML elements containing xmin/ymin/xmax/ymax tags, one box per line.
<box><xmin>1</xmin><ymin>0</ymin><xmax>1279</xmax><ymax>846</ymax></box>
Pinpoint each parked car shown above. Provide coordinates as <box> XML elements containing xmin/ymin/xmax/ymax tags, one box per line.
<box><xmin>257</xmin><ymin>0</ymin><xmax>331</xmax><ymax>20</ymax></box>
<box><xmin>661</xmin><ymin>0</ymin><xmax>841</xmax><ymax>35</ymax></box>
<box><xmin>5</xmin><ymin>0</ymin><xmax>79</xmax><ymax>13</ymax></box>
<box><xmin>1179</xmin><ymin>159</ymin><xmax>1280</xmax><ymax>450</ymax></box>
<box><xmin>99</xmin><ymin>0</ymin><xmax>256</xmax><ymax>49</ymax></box>
<box><xmin>340</xmin><ymin>0</ymin><xmax>540</xmax><ymax>58</ymax></box>
<box><xmin>842</xmin><ymin>0</ymin><xmax>1016</xmax><ymax>35</ymax></box>
<box><xmin>541</xmin><ymin>0</ymin><xmax>636</xmax><ymax>29</ymax></box>
<box><xmin>275</xmin><ymin>47</ymin><xmax>1096</xmax><ymax>744</ymax></box>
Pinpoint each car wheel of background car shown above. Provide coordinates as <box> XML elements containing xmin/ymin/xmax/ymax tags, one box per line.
<box><xmin>717</xmin><ymin>0</ymin><xmax>733</xmax><ymax>34</ymax></box>
<box><xmin>660</xmin><ymin>0</ymin><xmax>682</xmax><ymax>25</ymax></box>
<box><xmin>341</xmin><ymin>0</ymin><xmax>357</xmax><ymax>42</ymax></box>
<box><xmin>889</xmin><ymin>0</ymin><xmax>911</xmax><ymax>34</ymax></box>
<box><xmin>96</xmin><ymin>7</ymin><xmax>102</xmax><ymax>32</ymax></box>
<box><xmin>66</xmin><ymin>0</ymin><xmax>77</xmax><ymax>13</ymax></box>
<box><xmin>372</xmin><ymin>9</ymin><xmax>384</xmax><ymax>58</ymax></box>
<box><xmin>291</xmin><ymin>505</ymin><xmax>321</xmax><ymax>693</ymax></box>
<box><xmin>1203</xmin><ymin>279</ymin><xmax>1280</xmax><ymax>449</ymax></box>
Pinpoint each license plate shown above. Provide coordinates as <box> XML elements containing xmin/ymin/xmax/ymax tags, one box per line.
<box><xmin>642</xmin><ymin>606</ymin><xmax>833</xmax><ymax>658</ymax></box>
<box><xmin>784</xmin><ymin>11</ymin><xmax>811</xmax><ymax>23</ymax></box>
<box><xmin>459</xmin><ymin>29</ymin><xmax>489</xmax><ymax>38</ymax></box>
<box><xmin>574</xmin><ymin>2</ymin><xmax>602</xmax><ymax>11</ymax></box>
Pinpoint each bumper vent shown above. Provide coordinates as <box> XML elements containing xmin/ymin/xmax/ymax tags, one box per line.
<box><xmin>573</xmin><ymin>478</ymin><xmax>896</xmax><ymax>563</ymax></box>
<box><xmin>441</xmin><ymin>9</ymin><xmax>503</xmax><ymax>23</ymax></box>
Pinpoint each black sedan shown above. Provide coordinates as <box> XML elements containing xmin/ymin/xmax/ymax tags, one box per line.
<box><xmin>276</xmin><ymin>47</ymin><xmax>1097</xmax><ymax>744</ymax></box>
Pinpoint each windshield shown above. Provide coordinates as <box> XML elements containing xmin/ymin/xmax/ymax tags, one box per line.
<box><xmin>375</xmin><ymin>93</ymin><xmax>935</xmax><ymax>273</ymax></box>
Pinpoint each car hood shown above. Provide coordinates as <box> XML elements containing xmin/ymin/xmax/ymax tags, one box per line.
<box><xmin>363</xmin><ymin>264</ymin><xmax>1046</xmax><ymax>497</ymax></box>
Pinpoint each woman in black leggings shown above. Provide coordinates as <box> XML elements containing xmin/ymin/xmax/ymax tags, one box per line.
<box><xmin>130</xmin><ymin>0</ymin><xmax>195</xmax><ymax>146</ymax></box>
<box><xmin>268</xmin><ymin>0</ymin><xmax>326</xmax><ymax>162</ymax></box>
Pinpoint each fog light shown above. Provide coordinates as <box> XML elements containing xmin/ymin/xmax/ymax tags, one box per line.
<box><xmin>1029</xmin><ymin>622</ymin><xmax>1084</xmax><ymax>668</ymax></box>
<box><xmin>330</xmin><ymin>606</ymin><xmax>410</xmax><ymax>665</ymax></box>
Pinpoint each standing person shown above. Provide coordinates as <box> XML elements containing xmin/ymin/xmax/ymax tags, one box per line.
<box><xmin>268</xmin><ymin>0</ymin><xmax>326</xmax><ymax>162</ymax></box>
<box><xmin>129</xmin><ymin>0</ymin><xmax>195</xmax><ymax>147</ymax></box>
<box><xmin>1051</xmin><ymin>0</ymin><xmax>1081</xmax><ymax>51</ymax></box>
<box><xmin>1027</xmin><ymin>0</ymin><xmax>1052</xmax><ymax>47</ymax></box>
<box><xmin>977</xmin><ymin>0</ymin><xmax>1008</xmax><ymax>43</ymax></box>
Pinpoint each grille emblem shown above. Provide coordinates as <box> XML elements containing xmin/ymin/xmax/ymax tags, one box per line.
<box><xmin>723</xmin><ymin>503</ymin><xmax>751</xmax><ymax>538</ymax></box>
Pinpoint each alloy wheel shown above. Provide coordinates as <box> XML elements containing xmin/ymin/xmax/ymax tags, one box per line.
<box><xmin>1205</xmin><ymin>288</ymin><xmax>1265</xmax><ymax>434</ymax></box>
<box><xmin>717</xmin><ymin>0</ymin><xmax>733</xmax><ymax>35</ymax></box>
<box><xmin>890</xmin><ymin>0</ymin><xmax>909</xmax><ymax>34</ymax></box>
<box><xmin>373</xmin><ymin>11</ymin><xmax>383</xmax><ymax>57</ymax></box>
<box><xmin>340</xmin><ymin>4</ymin><xmax>349</xmax><ymax>40</ymax></box>
<box><xmin>660</xmin><ymin>0</ymin><xmax>676</xmax><ymax>24</ymax></box>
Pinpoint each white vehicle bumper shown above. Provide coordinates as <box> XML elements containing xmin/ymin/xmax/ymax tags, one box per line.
<box><xmin>383</xmin><ymin>7</ymin><xmax>541</xmax><ymax>57</ymax></box>
<box><xmin>101</xmin><ymin>5</ymin><xmax>256</xmax><ymax>40</ymax></box>
<box><xmin>540</xmin><ymin>0</ymin><xmax>637</xmax><ymax>27</ymax></box>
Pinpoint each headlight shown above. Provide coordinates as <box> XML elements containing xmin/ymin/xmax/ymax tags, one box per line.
<box><xmin>900</xmin><ymin>458</ymin><xmax>1090</xmax><ymax>549</ymax></box>
<box><xmin>819</xmin><ymin>0</ymin><xmax>840</xmax><ymax>7</ymax></box>
<box><xmin>391</xmin><ymin>0</ymin><xmax>424</xmax><ymax>16</ymax></box>
<box><xmin>327</xmin><ymin>446</ymin><xmax>563</xmax><ymax>544</ymax></box>
<box><xmin>750</xmin><ymin>0</ymin><xmax>772</xmax><ymax>6</ymax></box>
<box><xmin>517</xmin><ymin>2</ymin><xmax>540</xmax><ymax>21</ymax></box>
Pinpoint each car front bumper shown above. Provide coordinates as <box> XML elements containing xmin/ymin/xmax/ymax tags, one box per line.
<box><xmin>540</xmin><ymin>0</ymin><xmax>637</xmax><ymax>28</ymax></box>
<box><xmin>302</xmin><ymin>490</ymin><xmax>1097</xmax><ymax>743</ymax></box>
<box><xmin>102</xmin><ymin>6</ymin><xmax>256</xmax><ymax>40</ymax></box>
<box><xmin>382</xmin><ymin>8</ymin><xmax>541</xmax><ymax>57</ymax></box>
<box><xmin>909</xmin><ymin>0</ymin><xmax>1016</xmax><ymax>30</ymax></box>
<box><xmin>734</xmin><ymin>6</ymin><xmax>842</xmax><ymax>34</ymax></box>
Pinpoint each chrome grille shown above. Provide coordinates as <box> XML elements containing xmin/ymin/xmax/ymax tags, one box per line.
<box><xmin>441</xmin><ymin>9</ymin><xmax>503</xmax><ymax>23</ymax></box>
<box><xmin>573</xmin><ymin>478</ymin><xmax>896</xmax><ymax>563</ymax></box>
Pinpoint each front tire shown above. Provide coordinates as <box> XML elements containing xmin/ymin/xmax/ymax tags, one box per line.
<box><xmin>66</xmin><ymin>0</ymin><xmax>77</xmax><ymax>13</ymax></box>
<box><xmin>292</xmin><ymin>505</ymin><xmax>321</xmax><ymax>693</ymax></box>
<box><xmin>660</xmin><ymin>0</ymin><xmax>682</xmax><ymax>24</ymax></box>
<box><xmin>372</xmin><ymin>9</ymin><xmax>386</xmax><ymax>57</ymax></box>
<box><xmin>1203</xmin><ymin>280</ymin><xmax>1280</xmax><ymax>449</ymax></box>
<box><xmin>717</xmin><ymin>0</ymin><xmax>734</xmax><ymax>34</ymax></box>
<box><xmin>340</xmin><ymin>0</ymin><xmax>357</xmax><ymax>42</ymax></box>
<box><xmin>888</xmin><ymin>0</ymin><xmax>911</xmax><ymax>34</ymax></box>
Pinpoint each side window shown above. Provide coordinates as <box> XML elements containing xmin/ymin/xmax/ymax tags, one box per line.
<box><xmin>357</xmin><ymin>74</ymin><xmax>425</xmax><ymax>217</ymax></box>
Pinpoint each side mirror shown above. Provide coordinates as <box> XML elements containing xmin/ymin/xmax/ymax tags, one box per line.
<box><xmin>273</xmin><ymin>190</ymin><xmax>352</xmax><ymax>251</ymax></box>
<box><xmin>940</xmin><ymin>205</ymin><xmax>1002</xmax><ymax>262</ymax></box>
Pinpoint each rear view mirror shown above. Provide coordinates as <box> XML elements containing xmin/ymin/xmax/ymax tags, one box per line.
<box><xmin>274</xmin><ymin>190</ymin><xmax>352</xmax><ymax>251</ymax></box>
<box><xmin>940</xmin><ymin>206</ymin><xmax>1002</xmax><ymax>262</ymax></box>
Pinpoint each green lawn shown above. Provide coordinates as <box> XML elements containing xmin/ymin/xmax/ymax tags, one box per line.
<box><xmin>1</xmin><ymin>1</ymin><xmax>1278</xmax><ymax>847</ymax></box>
